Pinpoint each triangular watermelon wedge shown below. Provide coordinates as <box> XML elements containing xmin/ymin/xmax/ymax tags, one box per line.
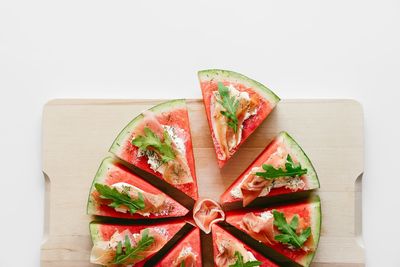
<box><xmin>212</xmin><ymin>224</ymin><xmax>279</xmax><ymax>267</ymax></box>
<box><xmin>154</xmin><ymin>228</ymin><xmax>202</xmax><ymax>267</ymax></box>
<box><xmin>198</xmin><ymin>69</ymin><xmax>280</xmax><ymax>168</ymax></box>
<box><xmin>87</xmin><ymin>157</ymin><xmax>189</xmax><ymax>219</ymax></box>
<box><xmin>89</xmin><ymin>220</ymin><xmax>187</xmax><ymax>266</ymax></box>
<box><xmin>225</xmin><ymin>197</ymin><xmax>321</xmax><ymax>267</ymax></box>
<box><xmin>109</xmin><ymin>99</ymin><xmax>198</xmax><ymax>200</ymax></box>
<box><xmin>220</xmin><ymin>132</ymin><xmax>320</xmax><ymax>207</ymax></box>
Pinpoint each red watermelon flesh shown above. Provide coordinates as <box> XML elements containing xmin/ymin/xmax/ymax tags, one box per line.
<box><xmin>109</xmin><ymin>99</ymin><xmax>198</xmax><ymax>200</ymax></box>
<box><xmin>155</xmin><ymin>228</ymin><xmax>202</xmax><ymax>267</ymax></box>
<box><xmin>90</xmin><ymin>220</ymin><xmax>186</xmax><ymax>266</ymax></box>
<box><xmin>198</xmin><ymin>70</ymin><xmax>280</xmax><ymax>168</ymax></box>
<box><xmin>225</xmin><ymin>197</ymin><xmax>321</xmax><ymax>267</ymax></box>
<box><xmin>212</xmin><ymin>224</ymin><xmax>279</xmax><ymax>267</ymax></box>
<box><xmin>87</xmin><ymin>157</ymin><xmax>189</xmax><ymax>219</ymax></box>
<box><xmin>220</xmin><ymin>132</ymin><xmax>320</xmax><ymax>207</ymax></box>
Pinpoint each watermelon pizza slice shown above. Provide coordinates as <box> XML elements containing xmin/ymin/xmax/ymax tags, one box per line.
<box><xmin>154</xmin><ymin>227</ymin><xmax>202</xmax><ymax>267</ymax></box>
<box><xmin>221</xmin><ymin>131</ymin><xmax>320</xmax><ymax>207</ymax></box>
<box><xmin>225</xmin><ymin>196</ymin><xmax>321</xmax><ymax>267</ymax></box>
<box><xmin>212</xmin><ymin>224</ymin><xmax>279</xmax><ymax>267</ymax></box>
<box><xmin>89</xmin><ymin>220</ymin><xmax>187</xmax><ymax>266</ymax></box>
<box><xmin>198</xmin><ymin>69</ymin><xmax>280</xmax><ymax>168</ymax></box>
<box><xmin>87</xmin><ymin>157</ymin><xmax>189</xmax><ymax>219</ymax></box>
<box><xmin>109</xmin><ymin>99</ymin><xmax>198</xmax><ymax>200</ymax></box>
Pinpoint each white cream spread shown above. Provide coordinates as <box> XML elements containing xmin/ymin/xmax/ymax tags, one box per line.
<box><xmin>162</xmin><ymin>125</ymin><xmax>186</xmax><ymax>155</ymax></box>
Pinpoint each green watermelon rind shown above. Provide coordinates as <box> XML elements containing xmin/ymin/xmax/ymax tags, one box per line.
<box><xmin>109</xmin><ymin>99</ymin><xmax>187</xmax><ymax>156</ymax></box>
<box><xmin>198</xmin><ymin>69</ymin><xmax>280</xmax><ymax>105</ymax></box>
<box><xmin>300</xmin><ymin>195</ymin><xmax>321</xmax><ymax>267</ymax></box>
<box><xmin>86</xmin><ymin>157</ymin><xmax>115</xmax><ymax>215</ymax></box>
<box><xmin>89</xmin><ymin>222</ymin><xmax>102</xmax><ymax>244</ymax></box>
<box><xmin>280</xmin><ymin>131</ymin><xmax>320</xmax><ymax>190</ymax></box>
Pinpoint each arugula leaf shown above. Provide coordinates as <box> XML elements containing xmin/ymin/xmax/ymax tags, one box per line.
<box><xmin>112</xmin><ymin>228</ymin><xmax>155</xmax><ymax>264</ymax></box>
<box><xmin>255</xmin><ymin>154</ymin><xmax>307</xmax><ymax>180</ymax></box>
<box><xmin>229</xmin><ymin>251</ymin><xmax>262</xmax><ymax>267</ymax></box>
<box><xmin>132</xmin><ymin>127</ymin><xmax>176</xmax><ymax>163</ymax></box>
<box><xmin>180</xmin><ymin>261</ymin><xmax>185</xmax><ymax>267</ymax></box>
<box><xmin>95</xmin><ymin>183</ymin><xmax>145</xmax><ymax>214</ymax></box>
<box><xmin>217</xmin><ymin>82</ymin><xmax>239</xmax><ymax>133</ymax></box>
<box><xmin>272</xmin><ymin>210</ymin><xmax>311</xmax><ymax>249</ymax></box>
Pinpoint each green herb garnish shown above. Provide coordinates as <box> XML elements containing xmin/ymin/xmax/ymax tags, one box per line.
<box><xmin>112</xmin><ymin>228</ymin><xmax>155</xmax><ymax>264</ymax></box>
<box><xmin>255</xmin><ymin>154</ymin><xmax>307</xmax><ymax>180</ymax></box>
<box><xmin>229</xmin><ymin>251</ymin><xmax>262</xmax><ymax>267</ymax></box>
<box><xmin>95</xmin><ymin>183</ymin><xmax>145</xmax><ymax>214</ymax></box>
<box><xmin>132</xmin><ymin>127</ymin><xmax>176</xmax><ymax>162</ymax></box>
<box><xmin>217</xmin><ymin>82</ymin><xmax>240</xmax><ymax>133</ymax></box>
<box><xmin>180</xmin><ymin>261</ymin><xmax>185</xmax><ymax>267</ymax></box>
<box><xmin>272</xmin><ymin>210</ymin><xmax>311</xmax><ymax>249</ymax></box>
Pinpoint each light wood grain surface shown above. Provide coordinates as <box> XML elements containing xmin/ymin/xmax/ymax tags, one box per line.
<box><xmin>41</xmin><ymin>99</ymin><xmax>364</xmax><ymax>266</ymax></box>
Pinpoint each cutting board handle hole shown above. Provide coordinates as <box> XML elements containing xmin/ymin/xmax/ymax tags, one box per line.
<box><xmin>355</xmin><ymin>172</ymin><xmax>364</xmax><ymax>248</ymax></box>
<box><xmin>42</xmin><ymin>171</ymin><xmax>51</xmax><ymax>245</ymax></box>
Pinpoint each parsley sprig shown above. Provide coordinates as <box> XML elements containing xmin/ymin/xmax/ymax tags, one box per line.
<box><xmin>217</xmin><ymin>82</ymin><xmax>240</xmax><ymax>133</ymax></box>
<box><xmin>95</xmin><ymin>183</ymin><xmax>145</xmax><ymax>214</ymax></box>
<box><xmin>273</xmin><ymin>210</ymin><xmax>311</xmax><ymax>249</ymax></box>
<box><xmin>112</xmin><ymin>229</ymin><xmax>155</xmax><ymax>264</ymax></box>
<box><xmin>132</xmin><ymin>127</ymin><xmax>176</xmax><ymax>162</ymax></box>
<box><xmin>256</xmin><ymin>154</ymin><xmax>307</xmax><ymax>180</ymax></box>
<box><xmin>229</xmin><ymin>251</ymin><xmax>262</xmax><ymax>267</ymax></box>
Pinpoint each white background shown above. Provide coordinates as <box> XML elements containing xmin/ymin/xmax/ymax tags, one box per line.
<box><xmin>0</xmin><ymin>1</ymin><xmax>399</xmax><ymax>266</ymax></box>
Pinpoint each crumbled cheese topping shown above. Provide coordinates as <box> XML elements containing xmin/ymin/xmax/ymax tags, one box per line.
<box><xmin>230</xmin><ymin>185</ymin><xmax>243</xmax><ymax>199</ymax></box>
<box><xmin>260</xmin><ymin>211</ymin><xmax>274</xmax><ymax>221</ymax></box>
<box><xmin>154</xmin><ymin>227</ymin><xmax>168</xmax><ymax>237</ymax></box>
<box><xmin>162</xmin><ymin>125</ymin><xmax>186</xmax><ymax>155</ymax></box>
<box><xmin>286</xmin><ymin>177</ymin><xmax>306</xmax><ymax>191</ymax></box>
<box><xmin>178</xmin><ymin>246</ymin><xmax>193</xmax><ymax>257</ymax></box>
<box><xmin>137</xmin><ymin>148</ymin><xmax>164</xmax><ymax>173</ymax></box>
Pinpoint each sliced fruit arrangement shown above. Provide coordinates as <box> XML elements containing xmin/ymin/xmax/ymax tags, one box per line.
<box><xmin>193</xmin><ymin>198</ymin><xmax>225</xmax><ymax>234</ymax></box>
<box><xmin>154</xmin><ymin>228</ymin><xmax>202</xmax><ymax>267</ymax></box>
<box><xmin>198</xmin><ymin>69</ymin><xmax>280</xmax><ymax>168</ymax></box>
<box><xmin>87</xmin><ymin>157</ymin><xmax>189</xmax><ymax>219</ymax></box>
<box><xmin>225</xmin><ymin>196</ymin><xmax>321</xmax><ymax>267</ymax></box>
<box><xmin>221</xmin><ymin>131</ymin><xmax>320</xmax><ymax>207</ymax></box>
<box><xmin>212</xmin><ymin>224</ymin><xmax>279</xmax><ymax>267</ymax></box>
<box><xmin>89</xmin><ymin>220</ymin><xmax>186</xmax><ymax>266</ymax></box>
<box><xmin>109</xmin><ymin>99</ymin><xmax>198</xmax><ymax>200</ymax></box>
<box><xmin>86</xmin><ymin>71</ymin><xmax>322</xmax><ymax>267</ymax></box>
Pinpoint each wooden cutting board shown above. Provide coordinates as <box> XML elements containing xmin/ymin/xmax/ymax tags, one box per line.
<box><xmin>41</xmin><ymin>99</ymin><xmax>364</xmax><ymax>267</ymax></box>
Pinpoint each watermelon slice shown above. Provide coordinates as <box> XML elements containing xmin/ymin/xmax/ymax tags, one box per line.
<box><xmin>109</xmin><ymin>99</ymin><xmax>198</xmax><ymax>200</ymax></box>
<box><xmin>87</xmin><ymin>157</ymin><xmax>189</xmax><ymax>219</ymax></box>
<box><xmin>220</xmin><ymin>131</ymin><xmax>320</xmax><ymax>207</ymax></box>
<box><xmin>154</xmin><ymin>228</ymin><xmax>202</xmax><ymax>267</ymax></box>
<box><xmin>198</xmin><ymin>69</ymin><xmax>280</xmax><ymax>168</ymax></box>
<box><xmin>225</xmin><ymin>197</ymin><xmax>321</xmax><ymax>267</ymax></box>
<box><xmin>89</xmin><ymin>220</ymin><xmax>186</xmax><ymax>266</ymax></box>
<box><xmin>212</xmin><ymin>224</ymin><xmax>279</xmax><ymax>267</ymax></box>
